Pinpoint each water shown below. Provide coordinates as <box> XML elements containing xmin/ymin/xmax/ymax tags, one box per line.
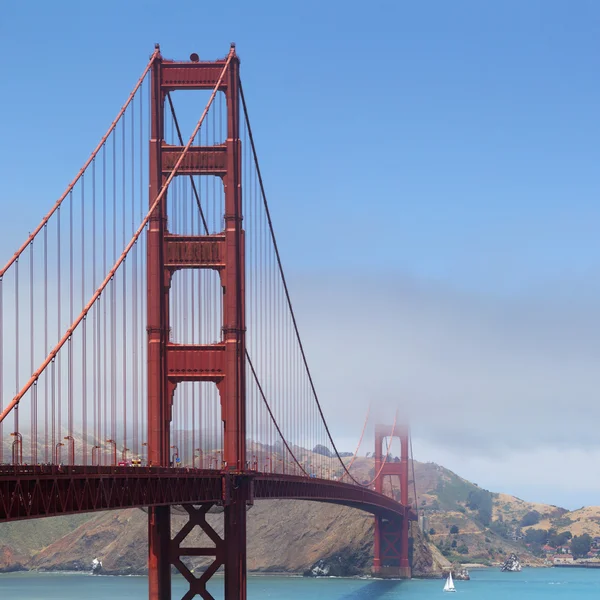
<box><xmin>1</xmin><ymin>568</ymin><xmax>600</xmax><ymax>599</ymax></box>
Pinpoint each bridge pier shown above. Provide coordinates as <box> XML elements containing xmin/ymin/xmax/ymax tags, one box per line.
<box><xmin>148</xmin><ymin>506</ymin><xmax>172</xmax><ymax>600</ymax></box>
<box><xmin>373</xmin><ymin>514</ymin><xmax>411</xmax><ymax>578</ymax></box>
<box><xmin>147</xmin><ymin>480</ymin><xmax>251</xmax><ymax>600</ymax></box>
<box><xmin>224</xmin><ymin>481</ymin><xmax>250</xmax><ymax>600</ymax></box>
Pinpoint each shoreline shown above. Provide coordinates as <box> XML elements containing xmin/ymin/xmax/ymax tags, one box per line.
<box><xmin>0</xmin><ymin>564</ymin><xmax>573</xmax><ymax>579</ymax></box>
<box><xmin>554</xmin><ymin>563</ymin><xmax>600</xmax><ymax>569</ymax></box>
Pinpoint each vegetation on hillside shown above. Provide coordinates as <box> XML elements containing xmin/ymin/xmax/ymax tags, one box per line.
<box><xmin>466</xmin><ymin>488</ymin><xmax>494</xmax><ymax>526</ymax></box>
<box><xmin>571</xmin><ymin>534</ymin><xmax>592</xmax><ymax>559</ymax></box>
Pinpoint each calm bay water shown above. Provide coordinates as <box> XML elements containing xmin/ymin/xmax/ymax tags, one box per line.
<box><xmin>1</xmin><ymin>567</ymin><xmax>599</xmax><ymax>599</ymax></box>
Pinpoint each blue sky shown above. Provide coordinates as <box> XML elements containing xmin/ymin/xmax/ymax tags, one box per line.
<box><xmin>3</xmin><ymin>1</ymin><xmax>599</xmax><ymax>292</ymax></box>
<box><xmin>1</xmin><ymin>1</ymin><xmax>600</xmax><ymax>507</ymax></box>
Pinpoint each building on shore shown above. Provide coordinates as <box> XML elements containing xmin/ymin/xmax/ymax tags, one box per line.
<box><xmin>553</xmin><ymin>554</ymin><xmax>574</xmax><ymax>565</ymax></box>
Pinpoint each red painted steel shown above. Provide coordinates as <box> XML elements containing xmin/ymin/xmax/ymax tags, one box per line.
<box><xmin>253</xmin><ymin>474</ymin><xmax>409</xmax><ymax>519</ymax></box>
<box><xmin>0</xmin><ymin>49</ymin><xmax>160</xmax><ymax>280</ymax></box>
<box><xmin>162</xmin><ymin>145</ymin><xmax>228</xmax><ymax>176</ymax></box>
<box><xmin>373</xmin><ymin>424</ymin><xmax>412</xmax><ymax>578</ymax></box>
<box><xmin>164</xmin><ymin>234</ymin><xmax>225</xmax><ymax>269</ymax></box>
<box><xmin>171</xmin><ymin>504</ymin><xmax>225</xmax><ymax>600</ymax></box>
<box><xmin>0</xmin><ymin>467</ymin><xmax>408</xmax><ymax>524</ymax></box>
<box><xmin>147</xmin><ymin>48</ymin><xmax>171</xmax><ymax>599</ymax></box>
<box><xmin>0</xmin><ymin>466</ymin><xmax>221</xmax><ymax>521</ymax></box>
<box><xmin>146</xmin><ymin>44</ymin><xmax>248</xmax><ymax>600</ymax></box>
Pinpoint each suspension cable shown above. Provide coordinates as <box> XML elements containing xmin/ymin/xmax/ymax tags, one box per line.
<box><xmin>410</xmin><ymin>430</ymin><xmax>419</xmax><ymax>517</ymax></box>
<box><xmin>246</xmin><ymin>353</ymin><xmax>309</xmax><ymax>476</ymax></box>
<box><xmin>168</xmin><ymin>88</ymin><xmax>308</xmax><ymax>477</ymax></box>
<box><xmin>239</xmin><ymin>79</ymin><xmax>395</xmax><ymax>488</ymax></box>
<box><xmin>0</xmin><ymin>48</ymin><xmax>160</xmax><ymax>278</ymax></box>
<box><xmin>0</xmin><ymin>49</ymin><xmax>234</xmax><ymax>425</ymax></box>
<box><xmin>339</xmin><ymin>403</ymin><xmax>371</xmax><ymax>477</ymax></box>
<box><xmin>361</xmin><ymin>412</ymin><xmax>398</xmax><ymax>488</ymax></box>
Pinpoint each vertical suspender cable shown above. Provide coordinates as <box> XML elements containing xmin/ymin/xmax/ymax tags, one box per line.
<box><xmin>30</xmin><ymin>242</ymin><xmax>35</xmax><ymax>463</ymax></box>
<box><xmin>130</xmin><ymin>98</ymin><xmax>136</xmax><ymax>456</ymax></box>
<box><xmin>102</xmin><ymin>142</ymin><xmax>107</xmax><ymax>464</ymax></box>
<box><xmin>92</xmin><ymin>158</ymin><xmax>97</xmax><ymax>455</ymax></box>
<box><xmin>69</xmin><ymin>187</ymin><xmax>74</xmax><ymax>449</ymax></box>
<box><xmin>55</xmin><ymin>202</ymin><xmax>61</xmax><ymax>460</ymax></box>
<box><xmin>43</xmin><ymin>224</ymin><xmax>48</xmax><ymax>462</ymax></box>
<box><xmin>81</xmin><ymin>172</ymin><xmax>87</xmax><ymax>464</ymax></box>
<box><xmin>55</xmin><ymin>206</ymin><xmax>61</xmax><ymax>459</ymax></box>
<box><xmin>111</xmin><ymin>130</ymin><xmax>117</xmax><ymax>456</ymax></box>
<box><xmin>122</xmin><ymin>113</ymin><xmax>128</xmax><ymax>459</ymax></box>
<box><xmin>239</xmin><ymin>81</ymin><xmax>372</xmax><ymax>486</ymax></box>
<box><xmin>0</xmin><ymin>276</ymin><xmax>3</xmax><ymax>462</ymax></box>
<box><xmin>14</xmin><ymin>259</ymin><xmax>19</xmax><ymax>449</ymax></box>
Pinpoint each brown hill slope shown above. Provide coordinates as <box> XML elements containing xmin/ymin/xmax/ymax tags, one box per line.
<box><xmin>29</xmin><ymin>502</ymin><xmax>433</xmax><ymax>576</ymax></box>
<box><xmin>0</xmin><ymin>514</ymin><xmax>92</xmax><ymax>572</ymax></box>
<box><xmin>522</xmin><ymin>505</ymin><xmax>600</xmax><ymax>538</ymax></box>
<box><xmin>413</xmin><ymin>462</ymin><xmax>563</xmax><ymax>565</ymax></box>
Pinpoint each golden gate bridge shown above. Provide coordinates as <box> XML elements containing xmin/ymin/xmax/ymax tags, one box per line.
<box><xmin>0</xmin><ymin>45</ymin><xmax>415</xmax><ymax>600</ymax></box>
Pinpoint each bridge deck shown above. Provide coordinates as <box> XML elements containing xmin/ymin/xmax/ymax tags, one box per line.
<box><xmin>0</xmin><ymin>466</ymin><xmax>410</xmax><ymax>523</ymax></box>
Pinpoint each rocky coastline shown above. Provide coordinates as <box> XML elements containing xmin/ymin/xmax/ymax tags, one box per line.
<box><xmin>500</xmin><ymin>553</ymin><xmax>522</xmax><ymax>572</ymax></box>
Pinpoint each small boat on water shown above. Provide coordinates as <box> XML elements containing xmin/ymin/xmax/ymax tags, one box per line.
<box><xmin>443</xmin><ymin>571</ymin><xmax>456</xmax><ymax>592</ymax></box>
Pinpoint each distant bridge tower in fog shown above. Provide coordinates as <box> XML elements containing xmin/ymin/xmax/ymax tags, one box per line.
<box><xmin>373</xmin><ymin>424</ymin><xmax>411</xmax><ymax>578</ymax></box>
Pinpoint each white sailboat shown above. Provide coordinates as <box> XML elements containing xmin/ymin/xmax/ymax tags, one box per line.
<box><xmin>443</xmin><ymin>570</ymin><xmax>456</xmax><ymax>592</ymax></box>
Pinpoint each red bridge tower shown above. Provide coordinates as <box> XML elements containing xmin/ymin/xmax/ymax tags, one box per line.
<box><xmin>373</xmin><ymin>423</ymin><xmax>411</xmax><ymax>578</ymax></box>
<box><xmin>146</xmin><ymin>45</ymin><xmax>249</xmax><ymax>600</ymax></box>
